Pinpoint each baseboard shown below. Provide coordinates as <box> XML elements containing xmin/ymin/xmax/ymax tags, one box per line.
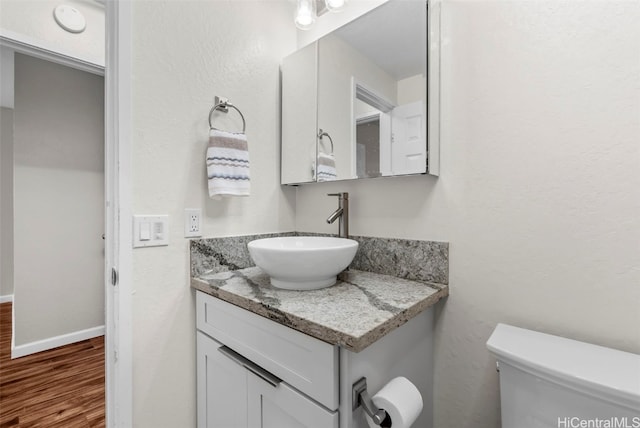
<box><xmin>0</xmin><ymin>294</ymin><xmax>13</xmax><ymax>304</ymax></box>
<box><xmin>11</xmin><ymin>325</ymin><xmax>105</xmax><ymax>359</ymax></box>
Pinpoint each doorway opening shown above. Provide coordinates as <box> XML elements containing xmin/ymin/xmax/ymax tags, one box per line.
<box><xmin>0</xmin><ymin>51</ymin><xmax>106</xmax><ymax>426</ymax></box>
<box><xmin>1</xmin><ymin>2</ymin><xmax>134</xmax><ymax>425</ymax></box>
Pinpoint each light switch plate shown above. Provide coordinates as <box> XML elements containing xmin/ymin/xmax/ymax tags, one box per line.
<box><xmin>133</xmin><ymin>215</ymin><xmax>169</xmax><ymax>248</ymax></box>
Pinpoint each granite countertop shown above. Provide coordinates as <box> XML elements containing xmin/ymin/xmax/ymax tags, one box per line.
<box><xmin>191</xmin><ymin>267</ymin><xmax>448</xmax><ymax>352</ymax></box>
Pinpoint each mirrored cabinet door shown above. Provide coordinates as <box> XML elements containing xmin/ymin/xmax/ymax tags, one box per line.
<box><xmin>318</xmin><ymin>33</ymin><xmax>401</xmax><ymax>181</ymax></box>
<box><xmin>281</xmin><ymin>0</ymin><xmax>439</xmax><ymax>185</ymax></box>
<box><xmin>281</xmin><ymin>42</ymin><xmax>318</xmax><ymax>185</ymax></box>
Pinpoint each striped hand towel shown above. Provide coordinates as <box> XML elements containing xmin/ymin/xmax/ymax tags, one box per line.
<box><xmin>207</xmin><ymin>129</ymin><xmax>250</xmax><ymax>197</ymax></box>
<box><xmin>316</xmin><ymin>152</ymin><xmax>337</xmax><ymax>182</ymax></box>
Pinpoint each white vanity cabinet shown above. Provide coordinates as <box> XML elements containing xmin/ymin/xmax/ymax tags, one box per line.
<box><xmin>196</xmin><ymin>287</ymin><xmax>436</xmax><ymax>428</ymax></box>
<box><xmin>196</xmin><ymin>291</ymin><xmax>339</xmax><ymax>428</ymax></box>
<box><xmin>196</xmin><ymin>332</ymin><xmax>248</xmax><ymax>428</ymax></box>
<box><xmin>246</xmin><ymin>372</ymin><xmax>338</xmax><ymax>428</ymax></box>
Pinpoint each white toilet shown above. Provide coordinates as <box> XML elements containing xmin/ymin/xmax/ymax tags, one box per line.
<box><xmin>487</xmin><ymin>323</ymin><xmax>640</xmax><ymax>428</ymax></box>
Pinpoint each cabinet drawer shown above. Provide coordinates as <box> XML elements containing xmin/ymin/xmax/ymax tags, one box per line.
<box><xmin>248</xmin><ymin>372</ymin><xmax>339</xmax><ymax>428</ymax></box>
<box><xmin>196</xmin><ymin>291</ymin><xmax>339</xmax><ymax>410</ymax></box>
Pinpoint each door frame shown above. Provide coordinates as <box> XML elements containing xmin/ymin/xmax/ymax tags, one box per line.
<box><xmin>1</xmin><ymin>1</ymin><xmax>134</xmax><ymax>426</ymax></box>
<box><xmin>105</xmin><ymin>0</ymin><xmax>133</xmax><ymax>426</ymax></box>
<box><xmin>0</xmin><ymin>28</ymin><xmax>104</xmax><ymax>76</ymax></box>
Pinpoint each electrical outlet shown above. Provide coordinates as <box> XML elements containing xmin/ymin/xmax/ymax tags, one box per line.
<box><xmin>184</xmin><ymin>208</ymin><xmax>201</xmax><ymax>237</ymax></box>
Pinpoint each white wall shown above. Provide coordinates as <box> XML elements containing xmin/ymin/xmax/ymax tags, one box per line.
<box><xmin>128</xmin><ymin>1</ymin><xmax>639</xmax><ymax>426</ymax></box>
<box><xmin>0</xmin><ymin>0</ymin><xmax>104</xmax><ymax>67</ymax></box>
<box><xmin>130</xmin><ymin>1</ymin><xmax>296</xmax><ymax>426</ymax></box>
<box><xmin>13</xmin><ymin>54</ymin><xmax>105</xmax><ymax>347</ymax></box>
<box><xmin>295</xmin><ymin>1</ymin><xmax>640</xmax><ymax>427</ymax></box>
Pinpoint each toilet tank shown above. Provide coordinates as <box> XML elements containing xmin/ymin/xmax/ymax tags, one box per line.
<box><xmin>487</xmin><ymin>324</ymin><xmax>640</xmax><ymax>428</ymax></box>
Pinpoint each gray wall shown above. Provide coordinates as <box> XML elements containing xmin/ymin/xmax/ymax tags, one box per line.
<box><xmin>0</xmin><ymin>107</ymin><xmax>14</xmax><ymax>299</ymax></box>
<box><xmin>0</xmin><ymin>47</ymin><xmax>15</xmax><ymax>300</ymax></box>
<box><xmin>13</xmin><ymin>53</ymin><xmax>105</xmax><ymax>347</ymax></box>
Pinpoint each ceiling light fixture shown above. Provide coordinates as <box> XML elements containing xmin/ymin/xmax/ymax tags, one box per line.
<box><xmin>295</xmin><ymin>0</ymin><xmax>347</xmax><ymax>30</ymax></box>
<box><xmin>295</xmin><ymin>0</ymin><xmax>316</xmax><ymax>30</ymax></box>
<box><xmin>325</xmin><ymin>0</ymin><xmax>346</xmax><ymax>12</ymax></box>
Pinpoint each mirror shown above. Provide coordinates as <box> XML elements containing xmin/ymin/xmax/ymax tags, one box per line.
<box><xmin>281</xmin><ymin>0</ymin><xmax>440</xmax><ymax>184</ymax></box>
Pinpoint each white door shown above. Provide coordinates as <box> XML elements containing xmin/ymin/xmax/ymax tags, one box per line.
<box><xmin>248</xmin><ymin>374</ymin><xmax>338</xmax><ymax>428</ymax></box>
<box><xmin>391</xmin><ymin>101</ymin><xmax>426</xmax><ymax>175</ymax></box>
<box><xmin>378</xmin><ymin>112</ymin><xmax>392</xmax><ymax>177</ymax></box>
<box><xmin>196</xmin><ymin>332</ymin><xmax>248</xmax><ymax>428</ymax></box>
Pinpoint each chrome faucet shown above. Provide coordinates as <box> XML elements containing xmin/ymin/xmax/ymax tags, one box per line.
<box><xmin>327</xmin><ymin>192</ymin><xmax>349</xmax><ymax>238</ymax></box>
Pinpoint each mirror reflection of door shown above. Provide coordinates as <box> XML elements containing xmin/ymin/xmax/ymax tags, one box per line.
<box><xmin>354</xmin><ymin>83</ymin><xmax>426</xmax><ymax>178</ymax></box>
<box><xmin>353</xmin><ymin>83</ymin><xmax>392</xmax><ymax>178</ymax></box>
<box><xmin>356</xmin><ymin>115</ymin><xmax>381</xmax><ymax>178</ymax></box>
<box><xmin>391</xmin><ymin>101</ymin><xmax>426</xmax><ymax>175</ymax></box>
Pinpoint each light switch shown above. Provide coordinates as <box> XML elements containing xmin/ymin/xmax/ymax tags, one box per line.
<box><xmin>140</xmin><ymin>222</ymin><xmax>151</xmax><ymax>241</ymax></box>
<box><xmin>133</xmin><ymin>215</ymin><xmax>169</xmax><ymax>248</ymax></box>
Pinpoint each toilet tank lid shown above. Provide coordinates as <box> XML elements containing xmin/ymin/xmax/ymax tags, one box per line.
<box><xmin>486</xmin><ymin>323</ymin><xmax>640</xmax><ymax>408</ymax></box>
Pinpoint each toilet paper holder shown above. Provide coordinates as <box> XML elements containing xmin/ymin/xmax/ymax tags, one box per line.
<box><xmin>352</xmin><ymin>377</ymin><xmax>390</xmax><ymax>426</ymax></box>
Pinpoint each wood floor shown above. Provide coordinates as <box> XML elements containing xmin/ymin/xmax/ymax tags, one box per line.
<box><xmin>0</xmin><ymin>302</ymin><xmax>105</xmax><ymax>427</ymax></box>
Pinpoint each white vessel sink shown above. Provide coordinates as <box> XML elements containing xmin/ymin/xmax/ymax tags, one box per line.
<box><xmin>247</xmin><ymin>236</ymin><xmax>359</xmax><ymax>290</ymax></box>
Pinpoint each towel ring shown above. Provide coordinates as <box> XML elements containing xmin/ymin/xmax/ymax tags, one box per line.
<box><xmin>209</xmin><ymin>101</ymin><xmax>246</xmax><ymax>133</ymax></box>
<box><xmin>318</xmin><ymin>128</ymin><xmax>334</xmax><ymax>155</ymax></box>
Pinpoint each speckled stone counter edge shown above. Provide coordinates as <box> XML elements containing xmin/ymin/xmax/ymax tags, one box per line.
<box><xmin>190</xmin><ymin>232</ymin><xmax>449</xmax><ymax>284</ymax></box>
<box><xmin>191</xmin><ymin>272</ymin><xmax>449</xmax><ymax>352</ymax></box>
<box><xmin>190</xmin><ymin>232</ymin><xmax>449</xmax><ymax>352</ymax></box>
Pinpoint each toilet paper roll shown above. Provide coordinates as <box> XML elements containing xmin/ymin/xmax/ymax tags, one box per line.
<box><xmin>366</xmin><ymin>377</ymin><xmax>423</xmax><ymax>428</ymax></box>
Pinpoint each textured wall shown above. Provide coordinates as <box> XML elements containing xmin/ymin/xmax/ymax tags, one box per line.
<box><xmin>130</xmin><ymin>1</ymin><xmax>296</xmax><ymax>426</ymax></box>
<box><xmin>13</xmin><ymin>54</ymin><xmax>105</xmax><ymax>346</ymax></box>
<box><xmin>0</xmin><ymin>0</ymin><xmax>104</xmax><ymax>66</ymax></box>
<box><xmin>295</xmin><ymin>1</ymin><xmax>640</xmax><ymax>427</ymax></box>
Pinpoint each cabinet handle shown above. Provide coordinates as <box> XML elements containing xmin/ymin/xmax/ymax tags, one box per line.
<box><xmin>218</xmin><ymin>345</ymin><xmax>282</xmax><ymax>387</ymax></box>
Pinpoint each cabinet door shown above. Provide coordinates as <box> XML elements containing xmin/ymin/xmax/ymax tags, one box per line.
<box><xmin>196</xmin><ymin>332</ymin><xmax>247</xmax><ymax>428</ymax></box>
<box><xmin>247</xmin><ymin>373</ymin><xmax>338</xmax><ymax>428</ymax></box>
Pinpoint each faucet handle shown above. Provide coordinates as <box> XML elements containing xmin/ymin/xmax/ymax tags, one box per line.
<box><xmin>327</xmin><ymin>192</ymin><xmax>348</xmax><ymax>199</ymax></box>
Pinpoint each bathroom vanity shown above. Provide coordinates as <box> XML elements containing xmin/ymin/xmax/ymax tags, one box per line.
<box><xmin>191</xmin><ymin>234</ymin><xmax>449</xmax><ymax>428</ymax></box>
<box><xmin>193</xmin><ymin>0</ymin><xmax>447</xmax><ymax>423</ymax></box>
